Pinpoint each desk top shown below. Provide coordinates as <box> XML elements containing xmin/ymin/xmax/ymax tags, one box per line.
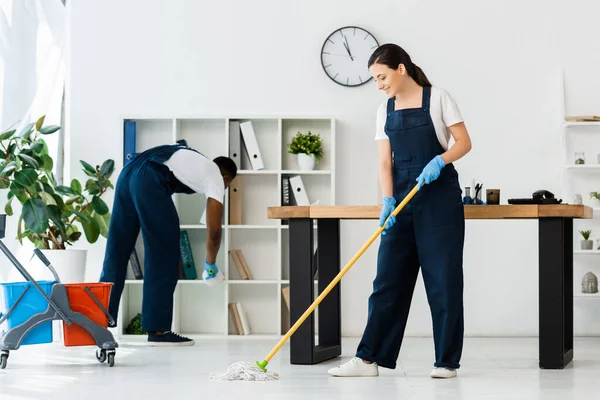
<box><xmin>267</xmin><ymin>204</ymin><xmax>593</xmax><ymax>220</ymax></box>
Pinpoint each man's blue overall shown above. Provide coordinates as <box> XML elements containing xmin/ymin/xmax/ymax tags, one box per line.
<box><xmin>100</xmin><ymin>142</ymin><xmax>197</xmax><ymax>332</ymax></box>
<box><xmin>356</xmin><ymin>86</ymin><xmax>465</xmax><ymax>369</ymax></box>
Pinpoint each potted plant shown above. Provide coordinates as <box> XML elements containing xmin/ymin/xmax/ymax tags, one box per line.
<box><xmin>0</xmin><ymin>116</ymin><xmax>115</xmax><ymax>282</ymax></box>
<box><xmin>590</xmin><ymin>191</ymin><xmax>600</xmax><ymax>206</ymax></box>
<box><xmin>287</xmin><ymin>131</ymin><xmax>324</xmax><ymax>171</ymax></box>
<box><xmin>580</xmin><ymin>230</ymin><xmax>593</xmax><ymax>250</ymax></box>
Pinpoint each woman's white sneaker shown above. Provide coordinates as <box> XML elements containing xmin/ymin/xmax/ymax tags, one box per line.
<box><xmin>327</xmin><ymin>357</ymin><xmax>379</xmax><ymax>377</ymax></box>
<box><xmin>430</xmin><ymin>367</ymin><xmax>457</xmax><ymax>378</ymax></box>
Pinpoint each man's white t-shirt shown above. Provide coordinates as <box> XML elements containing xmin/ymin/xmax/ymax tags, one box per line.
<box><xmin>374</xmin><ymin>86</ymin><xmax>463</xmax><ymax>150</ymax></box>
<box><xmin>162</xmin><ymin>148</ymin><xmax>225</xmax><ymax>204</ymax></box>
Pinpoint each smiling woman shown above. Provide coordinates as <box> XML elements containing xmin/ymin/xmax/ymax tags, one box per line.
<box><xmin>320</xmin><ymin>26</ymin><xmax>379</xmax><ymax>87</ymax></box>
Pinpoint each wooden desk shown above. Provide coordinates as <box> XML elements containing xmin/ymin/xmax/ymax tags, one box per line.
<box><xmin>267</xmin><ymin>204</ymin><xmax>592</xmax><ymax>370</ymax></box>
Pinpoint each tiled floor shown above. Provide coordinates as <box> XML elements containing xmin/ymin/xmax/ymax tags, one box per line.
<box><xmin>0</xmin><ymin>336</ymin><xmax>599</xmax><ymax>399</ymax></box>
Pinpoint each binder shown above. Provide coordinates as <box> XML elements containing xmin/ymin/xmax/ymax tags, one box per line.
<box><xmin>235</xmin><ymin>303</ymin><xmax>251</xmax><ymax>335</ymax></box>
<box><xmin>289</xmin><ymin>175</ymin><xmax>310</xmax><ymax>206</ymax></box>
<box><xmin>229</xmin><ymin>121</ymin><xmax>241</xmax><ymax>169</ymax></box>
<box><xmin>179</xmin><ymin>230</ymin><xmax>197</xmax><ymax>279</ymax></box>
<box><xmin>234</xmin><ymin>249</ymin><xmax>253</xmax><ymax>280</ymax></box>
<box><xmin>129</xmin><ymin>248</ymin><xmax>143</xmax><ymax>280</ymax></box>
<box><xmin>229</xmin><ymin>249</ymin><xmax>248</xmax><ymax>280</ymax></box>
<box><xmin>240</xmin><ymin>121</ymin><xmax>264</xmax><ymax>170</ymax></box>
<box><xmin>229</xmin><ymin>175</ymin><xmax>242</xmax><ymax>225</ymax></box>
<box><xmin>123</xmin><ymin>121</ymin><xmax>136</xmax><ymax>165</ymax></box>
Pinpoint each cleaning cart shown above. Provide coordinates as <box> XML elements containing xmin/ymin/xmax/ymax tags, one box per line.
<box><xmin>0</xmin><ymin>215</ymin><xmax>118</xmax><ymax>368</ymax></box>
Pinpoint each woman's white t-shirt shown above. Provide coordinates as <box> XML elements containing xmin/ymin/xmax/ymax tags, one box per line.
<box><xmin>374</xmin><ymin>86</ymin><xmax>464</xmax><ymax>151</ymax></box>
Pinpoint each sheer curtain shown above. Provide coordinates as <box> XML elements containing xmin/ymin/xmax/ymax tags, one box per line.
<box><xmin>0</xmin><ymin>0</ymin><xmax>66</xmax><ymax>280</ymax></box>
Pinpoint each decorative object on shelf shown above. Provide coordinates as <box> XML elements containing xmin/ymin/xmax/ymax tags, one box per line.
<box><xmin>125</xmin><ymin>313</ymin><xmax>147</xmax><ymax>335</ymax></box>
<box><xmin>580</xmin><ymin>229</ymin><xmax>593</xmax><ymax>250</ymax></box>
<box><xmin>0</xmin><ymin>116</ymin><xmax>115</xmax><ymax>283</ymax></box>
<box><xmin>581</xmin><ymin>271</ymin><xmax>598</xmax><ymax>294</ymax></box>
<box><xmin>486</xmin><ymin>189</ymin><xmax>500</xmax><ymax>205</ymax></box>
<box><xmin>288</xmin><ymin>131</ymin><xmax>324</xmax><ymax>171</ymax></box>
<box><xmin>590</xmin><ymin>191</ymin><xmax>600</xmax><ymax>206</ymax></box>
<box><xmin>462</xmin><ymin>187</ymin><xmax>473</xmax><ymax>205</ymax></box>
<box><xmin>572</xmin><ymin>193</ymin><xmax>583</xmax><ymax>205</ymax></box>
<box><xmin>575</xmin><ymin>152</ymin><xmax>585</xmax><ymax>165</ymax></box>
<box><xmin>320</xmin><ymin>26</ymin><xmax>379</xmax><ymax>87</ymax></box>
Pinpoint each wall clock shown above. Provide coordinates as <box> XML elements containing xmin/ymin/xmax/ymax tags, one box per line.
<box><xmin>320</xmin><ymin>26</ymin><xmax>379</xmax><ymax>87</ymax></box>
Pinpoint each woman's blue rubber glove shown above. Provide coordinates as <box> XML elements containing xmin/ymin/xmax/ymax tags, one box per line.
<box><xmin>202</xmin><ymin>260</ymin><xmax>224</xmax><ymax>287</ymax></box>
<box><xmin>379</xmin><ymin>196</ymin><xmax>396</xmax><ymax>235</ymax></box>
<box><xmin>416</xmin><ymin>155</ymin><xmax>446</xmax><ymax>189</ymax></box>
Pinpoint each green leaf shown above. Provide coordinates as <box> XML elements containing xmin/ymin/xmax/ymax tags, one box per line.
<box><xmin>19</xmin><ymin>122</ymin><xmax>35</xmax><ymax>138</ymax></box>
<box><xmin>35</xmin><ymin>116</ymin><xmax>46</xmax><ymax>131</ymax></box>
<box><xmin>5</xmin><ymin>198</ymin><xmax>13</xmax><ymax>216</ymax></box>
<box><xmin>70</xmin><ymin>179</ymin><xmax>82</xmax><ymax>194</ymax></box>
<box><xmin>40</xmin><ymin>191</ymin><xmax>57</xmax><ymax>206</ymax></box>
<box><xmin>31</xmin><ymin>141</ymin><xmax>44</xmax><ymax>154</ymax></box>
<box><xmin>39</xmin><ymin>125</ymin><xmax>61</xmax><ymax>135</ymax></box>
<box><xmin>75</xmin><ymin>210</ymin><xmax>100</xmax><ymax>243</ymax></box>
<box><xmin>47</xmin><ymin>205</ymin><xmax>67</xmax><ymax>241</ymax></box>
<box><xmin>42</xmin><ymin>154</ymin><xmax>53</xmax><ymax>171</ymax></box>
<box><xmin>69</xmin><ymin>231</ymin><xmax>82</xmax><ymax>242</ymax></box>
<box><xmin>65</xmin><ymin>196</ymin><xmax>80</xmax><ymax>205</ymax></box>
<box><xmin>0</xmin><ymin>129</ymin><xmax>16</xmax><ymax>141</ymax></box>
<box><xmin>80</xmin><ymin>160</ymin><xmax>96</xmax><ymax>176</ymax></box>
<box><xmin>2</xmin><ymin>161</ymin><xmax>16</xmax><ymax>175</ymax></box>
<box><xmin>99</xmin><ymin>159</ymin><xmax>115</xmax><ymax>178</ymax></box>
<box><xmin>22</xmin><ymin>198</ymin><xmax>49</xmax><ymax>234</ymax></box>
<box><xmin>42</xmin><ymin>182</ymin><xmax>54</xmax><ymax>195</ymax></box>
<box><xmin>14</xmin><ymin>169</ymin><xmax>37</xmax><ymax>187</ymax></box>
<box><xmin>0</xmin><ymin>150</ymin><xmax>6</xmax><ymax>158</ymax></box>
<box><xmin>51</xmin><ymin>194</ymin><xmax>65</xmax><ymax>210</ymax></box>
<box><xmin>9</xmin><ymin>181</ymin><xmax>25</xmax><ymax>196</ymax></box>
<box><xmin>92</xmin><ymin>211</ymin><xmax>110</xmax><ymax>237</ymax></box>
<box><xmin>55</xmin><ymin>185</ymin><xmax>78</xmax><ymax>197</ymax></box>
<box><xmin>18</xmin><ymin>154</ymin><xmax>39</xmax><ymax>169</ymax></box>
<box><xmin>92</xmin><ymin>196</ymin><xmax>109</xmax><ymax>215</ymax></box>
<box><xmin>0</xmin><ymin>178</ymin><xmax>9</xmax><ymax>189</ymax></box>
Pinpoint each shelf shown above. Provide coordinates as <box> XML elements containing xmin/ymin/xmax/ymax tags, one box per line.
<box><xmin>565</xmin><ymin>165</ymin><xmax>600</xmax><ymax>169</ymax></box>
<box><xmin>574</xmin><ymin>294</ymin><xmax>600</xmax><ymax>299</ymax></box>
<box><xmin>564</xmin><ymin>122</ymin><xmax>600</xmax><ymax>127</ymax></box>
<box><xmin>574</xmin><ymin>250</ymin><xmax>600</xmax><ymax>254</ymax></box>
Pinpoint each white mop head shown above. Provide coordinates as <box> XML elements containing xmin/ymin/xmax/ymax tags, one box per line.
<box><xmin>209</xmin><ymin>361</ymin><xmax>280</xmax><ymax>381</ymax></box>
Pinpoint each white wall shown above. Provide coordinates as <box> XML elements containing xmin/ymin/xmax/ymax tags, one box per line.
<box><xmin>65</xmin><ymin>0</ymin><xmax>600</xmax><ymax>337</ymax></box>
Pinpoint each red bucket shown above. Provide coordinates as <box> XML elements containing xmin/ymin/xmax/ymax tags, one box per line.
<box><xmin>62</xmin><ymin>282</ymin><xmax>113</xmax><ymax>347</ymax></box>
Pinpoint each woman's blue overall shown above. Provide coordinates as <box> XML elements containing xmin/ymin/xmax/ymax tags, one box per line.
<box><xmin>356</xmin><ymin>86</ymin><xmax>465</xmax><ymax>369</ymax></box>
<box><xmin>99</xmin><ymin>143</ymin><xmax>196</xmax><ymax>332</ymax></box>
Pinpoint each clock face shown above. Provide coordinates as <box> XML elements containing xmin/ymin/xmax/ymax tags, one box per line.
<box><xmin>320</xmin><ymin>26</ymin><xmax>379</xmax><ymax>87</ymax></box>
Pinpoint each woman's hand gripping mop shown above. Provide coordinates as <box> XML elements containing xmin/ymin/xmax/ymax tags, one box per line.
<box><xmin>209</xmin><ymin>184</ymin><xmax>420</xmax><ymax>381</ymax></box>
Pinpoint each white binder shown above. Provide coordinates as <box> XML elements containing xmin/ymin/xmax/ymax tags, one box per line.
<box><xmin>289</xmin><ymin>175</ymin><xmax>309</xmax><ymax>206</ymax></box>
<box><xmin>229</xmin><ymin>121</ymin><xmax>241</xmax><ymax>169</ymax></box>
<box><xmin>240</xmin><ymin>121</ymin><xmax>264</xmax><ymax>170</ymax></box>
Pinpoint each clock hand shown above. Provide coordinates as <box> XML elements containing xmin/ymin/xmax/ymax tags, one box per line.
<box><xmin>343</xmin><ymin>36</ymin><xmax>354</xmax><ymax>61</ymax></box>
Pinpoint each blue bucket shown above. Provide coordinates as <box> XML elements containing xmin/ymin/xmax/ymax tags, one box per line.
<box><xmin>0</xmin><ymin>280</ymin><xmax>55</xmax><ymax>345</ymax></box>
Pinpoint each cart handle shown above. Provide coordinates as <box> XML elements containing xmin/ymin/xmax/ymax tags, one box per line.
<box><xmin>83</xmin><ymin>286</ymin><xmax>115</xmax><ymax>326</ymax></box>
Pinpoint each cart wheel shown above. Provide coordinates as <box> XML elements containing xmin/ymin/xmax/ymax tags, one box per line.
<box><xmin>0</xmin><ymin>354</ymin><xmax>7</xmax><ymax>369</ymax></box>
<box><xmin>107</xmin><ymin>352</ymin><xmax>115</xmax><ymax>367</ymax></box>
<box><xmin>96</xmin><ymin>349</ymin><xmax>106</xmax><ymax>363</ymax></box>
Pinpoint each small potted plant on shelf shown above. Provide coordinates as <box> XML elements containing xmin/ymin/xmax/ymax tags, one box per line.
<box><xmin>287</xmin><ymin>131</ymin><xmax>324</xmax><ymax>171</ymax></box>
<box><xmin>580</xmin><ymin>229</ymin><xmax>593</xmax><ymax>250</ymax></box>
<box><xmin>590</xmin><ymin>191</ymin><xmax>600</xmax><ymax>206</ymax></box>
<box><xmin>0</xmin><ymin>116</ymin><xmax>115</xmax><ymax>282</ymax></box>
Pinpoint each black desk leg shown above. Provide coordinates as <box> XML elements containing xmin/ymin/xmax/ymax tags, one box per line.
<box><xmin>288</xmin><ymin>218</ymin><xmax>342</xmax><ymax>365</ymax></box>
<box><xmin>539</xmin><ymin>217</ymin><xmax>574</xmax><ymax>369</ymax></box>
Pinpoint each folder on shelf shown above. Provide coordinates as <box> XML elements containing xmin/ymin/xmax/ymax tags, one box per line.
<box><xmin>179</xmin><ymin>230</ymin><xmax>197</xmax><ymax>280</ymax></box>
<box><xmin>236</xmin><ymin>303</ymin><xmax>251</xmax><ymax>335</ymax></box>
<box><xmin>229</xmin><ymin>175</ymin><xmax>242</xmax><ymax>225</ymax></box>
<box><xmin>229</xmin><ymin>249</ymin><xmax>248</xmax><ymax>280</ymax></box>
<box><xmin>240</xmin><ymin>121</ymin><xmax>265</xmax><ymax>170</ymax></box>
<box><xmin>123</xmin><ymin>121</ymin><xmax>136</xmax><ymax>166</ymax></box>
<box><xmin>289</xmin><ymin>175</ymin><xmax>310</xmax><ymax>206</ymax></box>
<box><xmin>229</xmin><ymin>303</ymin><xmax>243</xmax><ymax>335</ymax></box>
<box><xmin>129</xmin><ymin>248</ymin><xmax>143</xmax><ymax>280</ymax></box>
<box><xmin>235</xmin><ymin>249</ymin><xmax>253</xmax><ymax>280</ymax></box>
<box><xmin>229</xmin><ymin>121</ymin><xmax>241</xmax><ymax>169</ymax></box>
<box><xmin>281</xmin><ymin>287</ymin><xmax>290</xmax><ymax>311</ymax></box>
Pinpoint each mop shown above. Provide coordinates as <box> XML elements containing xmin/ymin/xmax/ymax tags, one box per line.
<box><xmin>209</xmin><ymin>184</ymin><xmax>419</xmax><ymax>381</ymax></box>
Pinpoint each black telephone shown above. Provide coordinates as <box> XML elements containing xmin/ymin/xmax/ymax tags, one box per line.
<box><xmin>508</xmin><ymin>190</ymin><xmax>563</xmax><ymax>205</ymax></box>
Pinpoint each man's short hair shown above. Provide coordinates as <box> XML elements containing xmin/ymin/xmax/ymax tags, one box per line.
<box><xmin>213</xmin><ymin>156</ymin><xmax>237</xmax><ymax>179</ymax></box>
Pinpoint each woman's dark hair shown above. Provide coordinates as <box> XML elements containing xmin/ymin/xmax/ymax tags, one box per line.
<box><xmin>213</xmin><ymin>156</ymin><xmax>237</xmax><ymax>179</ymax></box>
<box><xmin>368</xmin><ymin>43</ymin><xmax>431</xmax><ymax>87</ymax></box>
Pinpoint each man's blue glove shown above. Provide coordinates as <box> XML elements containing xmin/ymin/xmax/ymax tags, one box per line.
<box><xmin>202</xmin><ymin>260</ymin><xmax>224</xmax><ymax>287</ymax></box>
<box><xmin>379</xmin><ymin>196</ymin><xmax>396</xmax><ymax>235</ymax></box>
<box><xmin>416</xmin><ymin>155</ymin><xmax>446</xmax><ymax>189</ymax></box>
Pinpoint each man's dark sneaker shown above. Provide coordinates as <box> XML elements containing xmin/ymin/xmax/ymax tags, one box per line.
<box><xmin>147</xmin><ymin>331</ymin><xmax>195</xmax><ymax>346</ymax></box>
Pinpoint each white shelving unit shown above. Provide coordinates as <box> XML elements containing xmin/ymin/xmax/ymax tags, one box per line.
<box><xmin>559</xmin><ymin>70</ymin><xmax>600</xmax><ymax>302</ymax></box>
<box><xmin>115</xmin><ymin>116</ymin><xmax>336</xmax><ymax>340</ymax></box>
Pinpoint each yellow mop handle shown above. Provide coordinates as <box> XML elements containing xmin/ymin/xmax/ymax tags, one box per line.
<box><xmin>261</xmin><ymin>184</ymin><xmax>419</xmax><ymax>365</ymax></box>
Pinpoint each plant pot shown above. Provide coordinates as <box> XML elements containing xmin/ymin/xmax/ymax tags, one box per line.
<box><xmin>33</xmin><ymin>249</ymin><xmax>88</xmax><ymax>283</ymax></box>
<box><xmin>581</xmin><ymin>240</ymin><xmax>594</xmax><ymax>250</ymax></box>
<box><xmin>297</xmin><ymin>153</ymin><xmax>316</xmax><ymax>171</ymax></box>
